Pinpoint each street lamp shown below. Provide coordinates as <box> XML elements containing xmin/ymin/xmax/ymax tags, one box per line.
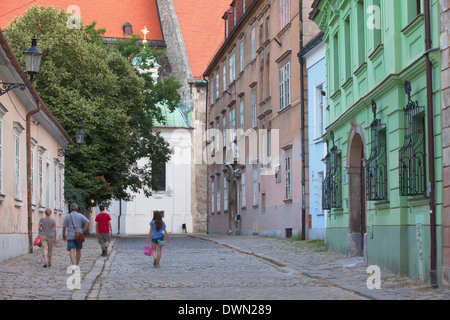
<box><xmin>0</xmin><ymin>35</ymin><xmax>42</xmax><ymax>96</ymax></box>
<box><xmin>58</xmin><ymin>126</ymin><xmax>85</xmax><ymax>156</ymax></box>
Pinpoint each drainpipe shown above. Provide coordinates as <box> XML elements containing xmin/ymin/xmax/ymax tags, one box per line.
<box><xmin>26</xmin><ymin>101</ymin><xmax>42</xmax><ymax>253</ymax></box>
<box><xmin>423</xmin><ymin>0</ymin><xmax>438</xmax><ymax>288</ymax></box>
<box><xmin>299</xmin><ymin>0</ymin><xmax>306</xmax><ymax>240</ymax></box>
<box><xmin>204</xmin><ymin>75</ymin><xmax>210</xmax><ymax>234</ymax></box>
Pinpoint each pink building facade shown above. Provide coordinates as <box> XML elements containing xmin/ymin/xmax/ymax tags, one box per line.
<box><xmin>204</xmin><ymin>0</ymin><xmax>319</xmax><ymax>237</ymax></box>
<box><xmin>0</xmin><ymin>31</ymin><xmax>71</xmax><ymax>262</ymax></box>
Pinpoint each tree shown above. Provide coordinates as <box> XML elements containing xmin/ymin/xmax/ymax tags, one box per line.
<box><xmin>5</xmin><ymin>6</ymin><xmax>180</xmax><ymax>210</ymax></box>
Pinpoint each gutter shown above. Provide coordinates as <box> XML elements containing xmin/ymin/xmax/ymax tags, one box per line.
<box><xmin>204</xmin><ymin>75</ymin><xmax>210</xmax><ymax>234</ymax></box>
<box><xmin>26</xmin><ymin>103</ymin><xmax>41</xmax><ymax>253</ymax></box>
<box><xmin>299</xmin><ymin>0</ymin><xmax>306</xmax><ymax>240</ymax></box>
<box><xmin>424</xmin><ymin>0</ymin><xmax>438</xmax><ymax>288</ymax></box>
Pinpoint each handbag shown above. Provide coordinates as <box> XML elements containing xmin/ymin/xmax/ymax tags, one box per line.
<box><xmin>69</xmin><ymin>213</ymin><xmax>85</xmax><ymax>243</ymax></box>
<box><xmin>33</xmin><ymin>235</ymin><xmax>41</xmax><ymax>247</ymax></box>
<box><xmin>144</xmin><ymin>245</ymin><xmax>152</xmax><ymax>256</ymax></box>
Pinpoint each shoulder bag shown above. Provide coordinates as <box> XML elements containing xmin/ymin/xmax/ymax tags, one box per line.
<box><xmin>70</xmin><ymin>213</ymin><xmax>85</xmax><ymax>243</ymax></box>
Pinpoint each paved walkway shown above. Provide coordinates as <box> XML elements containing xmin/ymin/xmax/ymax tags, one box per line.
<box><xmin>192</xmin><ymin>234</ymin><xmax>450</xmax><ymax>300</ymax></box>
<box><xmin>0</xmin><ymin>236</ymin><xmax>117</xmax><ymax>300</ymax></box>
<box><xmin>1</xmin><ymin>234</ymin><xmax>450</xmax><ymax>300</ymax></box>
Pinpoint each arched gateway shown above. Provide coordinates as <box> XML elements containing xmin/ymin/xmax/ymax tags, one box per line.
<box><xmin>346</xmin><ymin>120</ymin><xmax>367</xmax><ymax>257</ymax></box>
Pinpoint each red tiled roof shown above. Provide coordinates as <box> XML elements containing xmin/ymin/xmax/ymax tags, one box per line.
<box><xmin>172</xmin><ymin>0</ymin><xmax>230</xmax><ymax>79</ymax></box>
<box><xmin>0</xmin><ymin>0</ymin><xmax>163</xmax><ymax>40</ymax></box>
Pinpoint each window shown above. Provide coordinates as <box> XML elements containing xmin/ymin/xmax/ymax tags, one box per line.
<box><xmin>332</xmin><ymin>32</ymin><xmax>339</xmax><ymax>92</ymax></box>
<box><xmin>315</xmin><ymin>84</ymin><xmax>325</xmax><ymax>139</ymax></box>
<box><xmin>217</xmin><ymin>177</ymin><xmax>221</xmax><ymax>212</ymax></box>
<box><xmin>268</xmin><ymin>130</ymin><xmax>272</xmax><ymax>167</ymax></box>
<box><xmin>223</xmin><ymin>65</ymin><xmax>227</xmax><ymax>92</ymax></box>
<box><xmin>279</xmin><ymin>61</ymin><xmax>291</xmax><ymax>110</ymax></box>
<box><xmin>285</xmin><ymin>156</ymin><xmax>291</xmax><ymax>200</ymax></box>
<box><xmin>216</xmin><ymin>74</ymin><xmax>220</xmax><ymax>99</ymax></box>
<box><xmin>225</xmin><ymin>17</ymin><xmax>229</xmax><ymax>38</ymax></box>
<box><xmin>54</xmin><ymin>160</ymin><xmax>57</xmax><ymax>208</ymax></box>
<box><xmin>344</xmin><ymin>16</ymin><xmax>351</xmax><ymax>80</ymax></box>
<box><xmin>322</xmin><ymin>132</ymin><xmax>342</xmax><ymax>210</ymax></box>
<box><xmin>13</xmin><ymin>122</ymin><xmax>24</xmax><ymax>200</ymax></box>
<box><xmin>154</xmin><ymin>162</ymin><xmax>166</xmax><ymax>191</ymax></box>
<box><xmin>240</xmin><ymin>42</ymin><xmax>244</xmax><ymax>72</ymax></box>
<box><xmin>30</xmin><ymin>139</ymin><xmax>37</xmax><ymax>204</ymax></box>
<box><xmin>216</xmin><ymin>122</ymin><xmax>220</xmax><ymax>152</ymax></box>
<box><xmin>223</xmin><ymin>115</ymin><xmax>227</xmax><ymax>148</ymax></box>
<box><xmin>233</xmin><ymin>4</ymin><xmax>237</xmax><ymax>26</ymax></box>
<box><xmin>399</xmin><ymin>83</ymin><xmax>426</xmax><ymax>197</ymax></box>
<box><xmin>371</xmin><ymin>0</ymin><xmax>382</xmax><ymax>48</ymax></box>
<box><xmin>229</xmin><ymin>107</ymin><xmax>237</xmax><ymax>160</ymax></box>
<box><xmin>279</xmin><ymin>0</ymin><xmax>290</xmax><ymax>30</ymax></box>
<box><xmin>229</xmin><ymin>52</ymin><xmax>236</xmax><ymax>83</ymax></box>
<box><xmin>251</xmin><ymin>89</ymin><xmax>257</xmax><ymax>128</ymax></box>
<box><xmin>211</xmin><ymin>180</ymin><xmax>215</xmax><ymax>213</ymax></box>
<box><xmin>224</xmin><ymin>178</ymin><xmax>228</xmax><ymax>211</ymax></box>
<box><xmin>253</xmin><ymin>167</ymin><xmax>258</xmax><ymax>206</ymax></box>
<box><xmin>243</xmin><ymin>0</ymin><xmax>246</xmax><ymax>14</ymax></box>
<box><xmin>356</xmin><ymin>0</ymin><xmax>366</xmax><ymax>66</ymax></box>
<box><xmin>59</xmin><ymin>165</ymin><xmax>63</xmax><ymax>210</ymax></box>
<box><xmin>251</xmin><ymin>27</ymin><xmax>256</xmax><ymax>60</ymax></box>
<box><xmin>241</xmin><ymin>171</ymin><xmax>246</xmax><ymax>208</ymax></box>
<box><xmin>262</xmin><ymin>193</ymin><xmax>266</xmax><ymax>213</ymax></box>
<box><xmin>240</xmin><ymin>99</ymin><xmax>245</xmax><ymax>129</ymax></box>
<box><xmin>38</xmin><ymin>147</ymin><xmax>45</xmax><ymax>207</ymax></box>
<box><xmin>122</xmin><ymin>22</ymin><xmax>132</xmax><ymax>36</ymax></box>
<box><xmin>46</xmin><ymin>161</ymin><xmax>50</xmax><ymax>208</ymax></box>
<box><xmin>211</xmin><ymin>79</ymin><xmax>214</xmax><ymax>104</ymax></box>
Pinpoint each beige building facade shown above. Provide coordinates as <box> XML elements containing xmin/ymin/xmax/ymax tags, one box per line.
<box><xmin>0</xmin><ymin>30</ymin><xmax>72</xmax><ymax>262</ymax></box>
<box><xmin>204</xmin><ymin>0</ymin><xmax>319</xmax><ymax>237</ymax></box>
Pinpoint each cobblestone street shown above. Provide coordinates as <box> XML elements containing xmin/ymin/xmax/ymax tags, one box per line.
<box><xmin>1</xmin><ymin>234</ymin><xmax>450</xmax><ymax>301</ymax></box>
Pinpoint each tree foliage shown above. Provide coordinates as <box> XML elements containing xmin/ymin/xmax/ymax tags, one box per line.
<box><xmin>5</xmin><ymin>6</ymin><xmax>181</xmax><ymax>210</ymax></box>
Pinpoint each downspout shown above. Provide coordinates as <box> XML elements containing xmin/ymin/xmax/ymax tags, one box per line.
<box><xmin>204</xmin><ymin>75</ymin><xmax>210</xmax><ymax>234</ymax></box>
<box><xmin>423</xmin><ymin>0</ymin><xmax>438</xmax><ymax>288</ymax></box>
<box><xmin>299</xmin><ymin>0</ymin><xmax>306</xmax><ymax>240</ymax></box>
<box><xmin>26</xmin><ymin>101</ymin><xmax>42</xmax><ymax>253</ymax></box>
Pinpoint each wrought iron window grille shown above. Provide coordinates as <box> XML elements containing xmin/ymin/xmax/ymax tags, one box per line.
<box><xmin>399</xmin><ymin>81</ymin><xmax>426</xmax><ymax>197</ymax></box>
<box><xmin>366</xmin><ymin>99</ymin><xmax>388</xmax><ymax>201</ymax></box>
<box><xmin>322</xmin><ymin>131</ymin><xmax>342</xmax><ymax>210</ymax></box>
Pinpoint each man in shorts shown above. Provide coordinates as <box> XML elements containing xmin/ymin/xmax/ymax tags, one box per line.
<box><xmin>63</xmin><ymin>203</ymin><xmax>90</xmax><ymax>266</ymax></box>
<box><xmin>95</xmin><ymin>205</ymin><xmax>112</xmax><ymax>256</ymax></box>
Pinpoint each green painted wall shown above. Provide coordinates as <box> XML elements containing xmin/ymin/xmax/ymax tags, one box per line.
<box><xmin>312</xmin><ymin>0</ymin><xmax>442</xmax><ymax>283</ymax></box>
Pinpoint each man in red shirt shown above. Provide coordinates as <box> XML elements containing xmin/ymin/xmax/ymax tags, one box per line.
<box><xmin>95</xmin><ymin>205</ymin><xmax>112</xmax><ymax>256</ymax></box>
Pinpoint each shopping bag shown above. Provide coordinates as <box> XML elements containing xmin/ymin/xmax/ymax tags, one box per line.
<box><xmin>33</xmin><ymin>235</ymin><xmax>41</xmax><ymax>247</ymax></box>
<box><xmin>144</xmin><ymin>245</ymin><xmax>152</xmax><ymax>256</ymax></box>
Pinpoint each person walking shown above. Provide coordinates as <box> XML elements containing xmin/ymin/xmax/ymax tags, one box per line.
<box><xmin>146</xmin><ymin>211</ymin><xmax>170</xmax><ymax>268</ymax></box>
<box><xmin>63</xmin><ymin>203</ymin><xmax>90</xmax><ymax>266</ymax></box>
<box><xmin>38</xmin><ymin>208</ymin><xmax>56</xmax><ymax>268</ymax></box>
<box><xmin>95</xmin><ymin>205</ymin><xmax>112</xmax><ymax>257</ymax></box>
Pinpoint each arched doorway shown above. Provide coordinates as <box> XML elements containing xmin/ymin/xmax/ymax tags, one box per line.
<box><xmin>347</xmin><ymin>123</ymin><xmax>367</xmax><ymax>257</ymax></box>
<box><xmin>228</xmin><ymin>180</ymin><xmax>238</xmax><ymax>232</ymax></box>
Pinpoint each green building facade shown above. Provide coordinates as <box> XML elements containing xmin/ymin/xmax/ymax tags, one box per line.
<box><xmin>310</xmin><ymin>0</ymin><xmax>443</xmax><ymax>285</ymax></box>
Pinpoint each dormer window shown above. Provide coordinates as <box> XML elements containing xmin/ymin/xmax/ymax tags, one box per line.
<box><xmin>122</xmin><ymin>22</ymin><xmax>133</xmax><ymax>36</ymax></box>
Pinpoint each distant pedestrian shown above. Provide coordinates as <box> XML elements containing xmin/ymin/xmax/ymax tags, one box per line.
<box><xmin>95</xmin><ymin>205</ymin><xmax>112</xmax><ymax>257</ymax></box>
<box><xmin>38</xmin><ymin>208</ymin><xmax>56</xmax><ymax>268</ymax></box>
<box><xmin>63</xmin><ymin>203</ymin><xmax>90</xmax><ymax>266</ymax></box>
<box><xmin>146</xmin><ymin>211</ymin><xmax>170</xmax><ymax>267</ymax></box>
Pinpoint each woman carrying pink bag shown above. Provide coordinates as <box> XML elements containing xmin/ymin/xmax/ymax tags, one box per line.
<box><xmin>146</xmin><ymin>211</ymin><xmax>170</xmax><ymax>268</ymax></box>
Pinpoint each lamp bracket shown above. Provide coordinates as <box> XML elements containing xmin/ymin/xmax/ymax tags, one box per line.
<box><xmin>0</xmin><ymin>82</ymin><xmax>32</xmax><ymax>96</ymax></box>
